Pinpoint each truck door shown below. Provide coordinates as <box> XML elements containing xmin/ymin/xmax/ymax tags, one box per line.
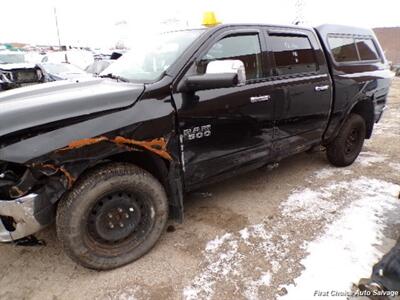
<box><xmin>266</xmin><ymin>29</ymin><xmax>332</xmax><ymax>157</ymax></box>
<box><xmin>173</xmin><ymin>29</ymin><xmax>276</xmax><ymax>189</ymax></box>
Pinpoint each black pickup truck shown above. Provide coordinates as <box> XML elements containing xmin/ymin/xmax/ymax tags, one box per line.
<box><xmin>0</xmin><ymin>23</ymin><xmax>392</xmax><ymax>269</ymax></box>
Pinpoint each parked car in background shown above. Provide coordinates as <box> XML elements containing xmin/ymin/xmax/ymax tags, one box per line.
<box><xmin>24</xmin><ymin>52</ymin><xmax>45</xmax><ymax>64</ymax></box>
<box><xmin>86</xmin><ymin>51</ymin><xmax>123</xmax><ymax>75</ymax></box>
<box><xmin>0</xmin><ymin>51</ymin><xmax>25</xmax><ymax>64</ymax></box>
<box><xmin>0</xmin><ymin>51</ymin><xmax>48</xmax><ymax>91</ymax></box>
<box><xmin>110</xmin><ymin>51</ymin><xmax>124</xmax><ymax>60</ymax></box>
<box><xmin>85</xmin><ymin>59</ymin><xmax>114</xmax><ymax>75</ymax></box>
<box><xmin>40</xmin><ymin>62</ymin><xmax>91</xmax><ymax>80</ymax></box>
<box><xmin>41</xmin><ymin>50</ymin><xmax>94</xmax><ymax>70</ymax></box>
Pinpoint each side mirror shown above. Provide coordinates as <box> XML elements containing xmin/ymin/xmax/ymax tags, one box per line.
<box><xmin>206</xmin><ymin>60</ymin><xmax>246</xmax><ymax>84</ymax></box>
<box><xmin>180</xmin><ymin>59</ymin><xmax>246</xmax><ymax>92</ymax></box>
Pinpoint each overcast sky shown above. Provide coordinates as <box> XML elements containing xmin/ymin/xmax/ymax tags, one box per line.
<box><xmin>1</xmin><ymin>0</ymin><xmax>399</xmax><ymax>47</ymax></box>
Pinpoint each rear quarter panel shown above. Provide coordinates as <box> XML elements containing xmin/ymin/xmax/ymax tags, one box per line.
<box><xmin>315</xmin><ymin>24</ymin><xmax>393</xmax><ymax>142</ymax></box>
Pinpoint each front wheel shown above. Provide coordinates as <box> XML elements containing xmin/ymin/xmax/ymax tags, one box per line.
<box><xmin>56</xmin><ymin>163</ymin><xmax>169</xmax><ymax>270</ymax></box>
<box><xmin>326</xmin><ymin>113</ymin><xmax>366</xmax><ymax>167</ymax></box>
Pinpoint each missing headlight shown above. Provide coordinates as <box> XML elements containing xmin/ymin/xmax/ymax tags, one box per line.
<box><xmin>0</xmin><ymin>162</ymin><xmax>29</xmax><ymax>199</ymax></box>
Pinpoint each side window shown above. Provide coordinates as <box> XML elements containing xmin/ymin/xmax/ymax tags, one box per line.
<box><xmin>197</xmin><ymin>34</ymin><xmax>263</xmax><ymax>81</ymax></box>
<box><xmin>328</xmin><ymin>37</ymin><xmax>359</xmax><ymax>62</ymax></box>
<box><xmin>355</xmin><ymin>38</ymin><xmax>379</xmax><ymax>61</ymax></box>
<box><xmin>269</xmin><ymin>35</ymin><xmax>318</xmax><ymax>76</ymax></box>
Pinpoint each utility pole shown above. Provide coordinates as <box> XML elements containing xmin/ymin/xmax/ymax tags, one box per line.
<box><xmin>54</xmin><ymin>6</ymin><xmax>68</xmax><ymax>63</ymax></box>
<box><xmin>293</xmin><ymin>0</ymin><xmax>305</xmax><ymax>25</ymax></box>
<box><xmin>54</xmin><ymin>6</ymin><xmax>62</xmax><ymax>48</ymax></box>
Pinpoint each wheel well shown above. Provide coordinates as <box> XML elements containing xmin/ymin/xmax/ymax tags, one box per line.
<box><xmin>106</xmin><ymin>151</ymin><xmax>170</xmax><ymax>189</ymax></box>
<box><xmin>350</xmin><ymin>100</ymin><xmax>374</xmax><ymax>139</ymax></box>
<box><xmin>105</xmin><ymin>151</ymin><xmax>184</xmax><ymax>222</ymax></box>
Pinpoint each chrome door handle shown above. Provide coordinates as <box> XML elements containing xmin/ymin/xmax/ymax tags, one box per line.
<box><xmin>315</xmin><ymin>85</ymin><xmax>329</xmax><ymax>92</ymax></box>
<box><xmin>250</xmin><ymin>95</ymin><xmax>271</xmax><ymax>103</ymax></box>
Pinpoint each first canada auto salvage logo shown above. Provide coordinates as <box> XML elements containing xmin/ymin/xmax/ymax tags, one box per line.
<box><xmin>183</xmin><ymin>125</ymin><xmax>212</xmax><ymax>141</ymax></box>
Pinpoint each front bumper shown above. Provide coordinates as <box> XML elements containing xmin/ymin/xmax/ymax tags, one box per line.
<box><xmin>0</xmin><ymin>193</ymin><xmax>48</xmax><ymax>242</ymax></box>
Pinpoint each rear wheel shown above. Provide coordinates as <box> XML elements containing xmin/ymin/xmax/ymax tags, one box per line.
<box><xmin>326</xmin><ymin>113</ymin><xmax>366</xmax><ymax>167</ymax></box>
<box><xmin>56</xmin><ymin>163</ymin><xmax>168</xmax><ymax>270</ymax></box>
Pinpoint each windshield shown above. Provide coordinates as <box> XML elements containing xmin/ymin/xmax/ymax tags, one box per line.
<box><xmin>100</xmin><ymin>30</ymin><xmax>204</xmax><ymax>82</ymax></box>
<box><xmin>0</xmin><ymin>52</ymin><xmax>25</xmax><ymax>64</ymax></box>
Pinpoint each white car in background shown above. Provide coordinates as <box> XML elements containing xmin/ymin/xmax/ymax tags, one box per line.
<box><xmin>41</xmin><ymin>49</ymin><xmax>94</xmax><ymax>70</ymax></box>
<box><xmin>40</xmin><ymin>62</ymin><xmax>91</xmax><ymax>80</ymax></box>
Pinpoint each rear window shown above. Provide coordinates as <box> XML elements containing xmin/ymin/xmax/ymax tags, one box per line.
<box><xmin>328</xmin><ymin>37</ymin><xmax>359</xmax><ymax>62</ymax></box>
<box><xmin>355</xmin><ymin>38</ymin><xmax>379</xmax><ymax>61</ymax></box>
<box><xmin>328</xmin><ymin>36</ymin><xmax>380</xmax><ymax>63</ymax></box>
<box><xmin>269</xmin><ymin>35</ymin><xmax>318</xmax><ymax>76</ymax></box>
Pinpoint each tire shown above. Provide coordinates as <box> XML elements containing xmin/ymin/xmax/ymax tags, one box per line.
<box><xmin>56</xmin><ymin>163</ymin><xmax>169</xmax><ymax>270</ymax></box>
<box><xmin>326</xmin><ymin>113</ymin><xmax>366</xmax><ymax>167</ymax></box>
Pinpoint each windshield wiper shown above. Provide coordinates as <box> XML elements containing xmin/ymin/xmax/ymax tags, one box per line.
<box><xmin>99</xmin><ymin>73</ymin><xmax>129</xmax><ymax>82</ymax></box>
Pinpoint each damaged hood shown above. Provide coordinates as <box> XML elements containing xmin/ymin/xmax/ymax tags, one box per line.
<box><xmin>0</xmin><ymin>63</ymin><xmax>38</xmax><ymax>70</ymax></box>
<box><xmin>0</xmin><ymin>77</ymin><xmax>144</xmax><ymax>137</ymax></box>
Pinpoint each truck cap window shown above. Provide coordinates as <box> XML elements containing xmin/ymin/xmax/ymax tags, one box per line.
<box><xmin>100</xmin><ymin>30</ymin><xmax>204</xmax><ymax>82</ymax></box>
<box><xmin>328</xmin><ymin>37</ymin><xmax>358</xmax><ymax>62</ymax></box>
<box><xmin>355</xmin><ymin>38</ymin><xmax>379</xmax><ymax>61</ymax></box>
<box><xmin>269</xmin><ymin>35</ymin><xmax>318</xmax><ymax>76</ymax></box>
<box><xmin>328</xmin><ymin>36</ymin><xmax>380</xmax><ymax>63</ymax></box>
<box><xmin>197</xmin><ymin>34</ymin><xmax>262</xmax><ymax>80</ymax></box>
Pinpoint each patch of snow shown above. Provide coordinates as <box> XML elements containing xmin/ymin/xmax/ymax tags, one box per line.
<box><xmin>183</xmin><ymin>224</ymin><xmax>278</xmax><ymax>300</ymax></box>
<box><xmin>313</xmin><ymin>169</ymin><xmax>336</xmax><ymax>179</ymax></box>
<box><xmin>205</xmin><ymin>233</ymin><xmax>232</xmax><ymax>252</ymax></box>
<box><xmin>243</xmin><ymin>271</ymin><xmax>272</xmax><ymax>300</ymax></box>
<box><xmin>184</xmin><ymin>176</ymin><xmax>400</xmax><ymax>300</ymax></box>
<box><xmin>356</xmin><ymin>151</ymin><xmax>387</xmax><ymax>167</ymax></box>
<box><xmin>239</xmin><ymin>227</ymin><xmax>250</xmax><ymax>240</ymax></box>
<box><xmin>183</xmin><ymin>234</ymin><xmax>243</xmax><ymax>300</ymax></box>
<box><xmin>280</xmin><ymin>178</ymin><xmax>400</xmax><ymax>300</ymax></box>
<box><xmin>311</xmin><ymin>168</ymin><xmax>354</xmax><ymax>182</ymax></box>
<box><xmin>271</xmin><ymin>260</ymin><xmax>281</xmax><ymax>273</ymax></box>
<box><xmin>282</xmin><ymin>188</ymin><xmax>336</xmax><ymax>220</ymax></box>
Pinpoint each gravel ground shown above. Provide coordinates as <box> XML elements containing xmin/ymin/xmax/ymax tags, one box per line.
<box><xmin>0</xmin><ymin>78</ymin><xmax>399</xmax><ymax>300</ymax></box>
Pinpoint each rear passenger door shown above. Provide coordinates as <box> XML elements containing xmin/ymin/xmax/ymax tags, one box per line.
<box><xmin>265</xmin><ymin>29</ymin><xmax>332</xmax><ymax>157</ymax></box>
